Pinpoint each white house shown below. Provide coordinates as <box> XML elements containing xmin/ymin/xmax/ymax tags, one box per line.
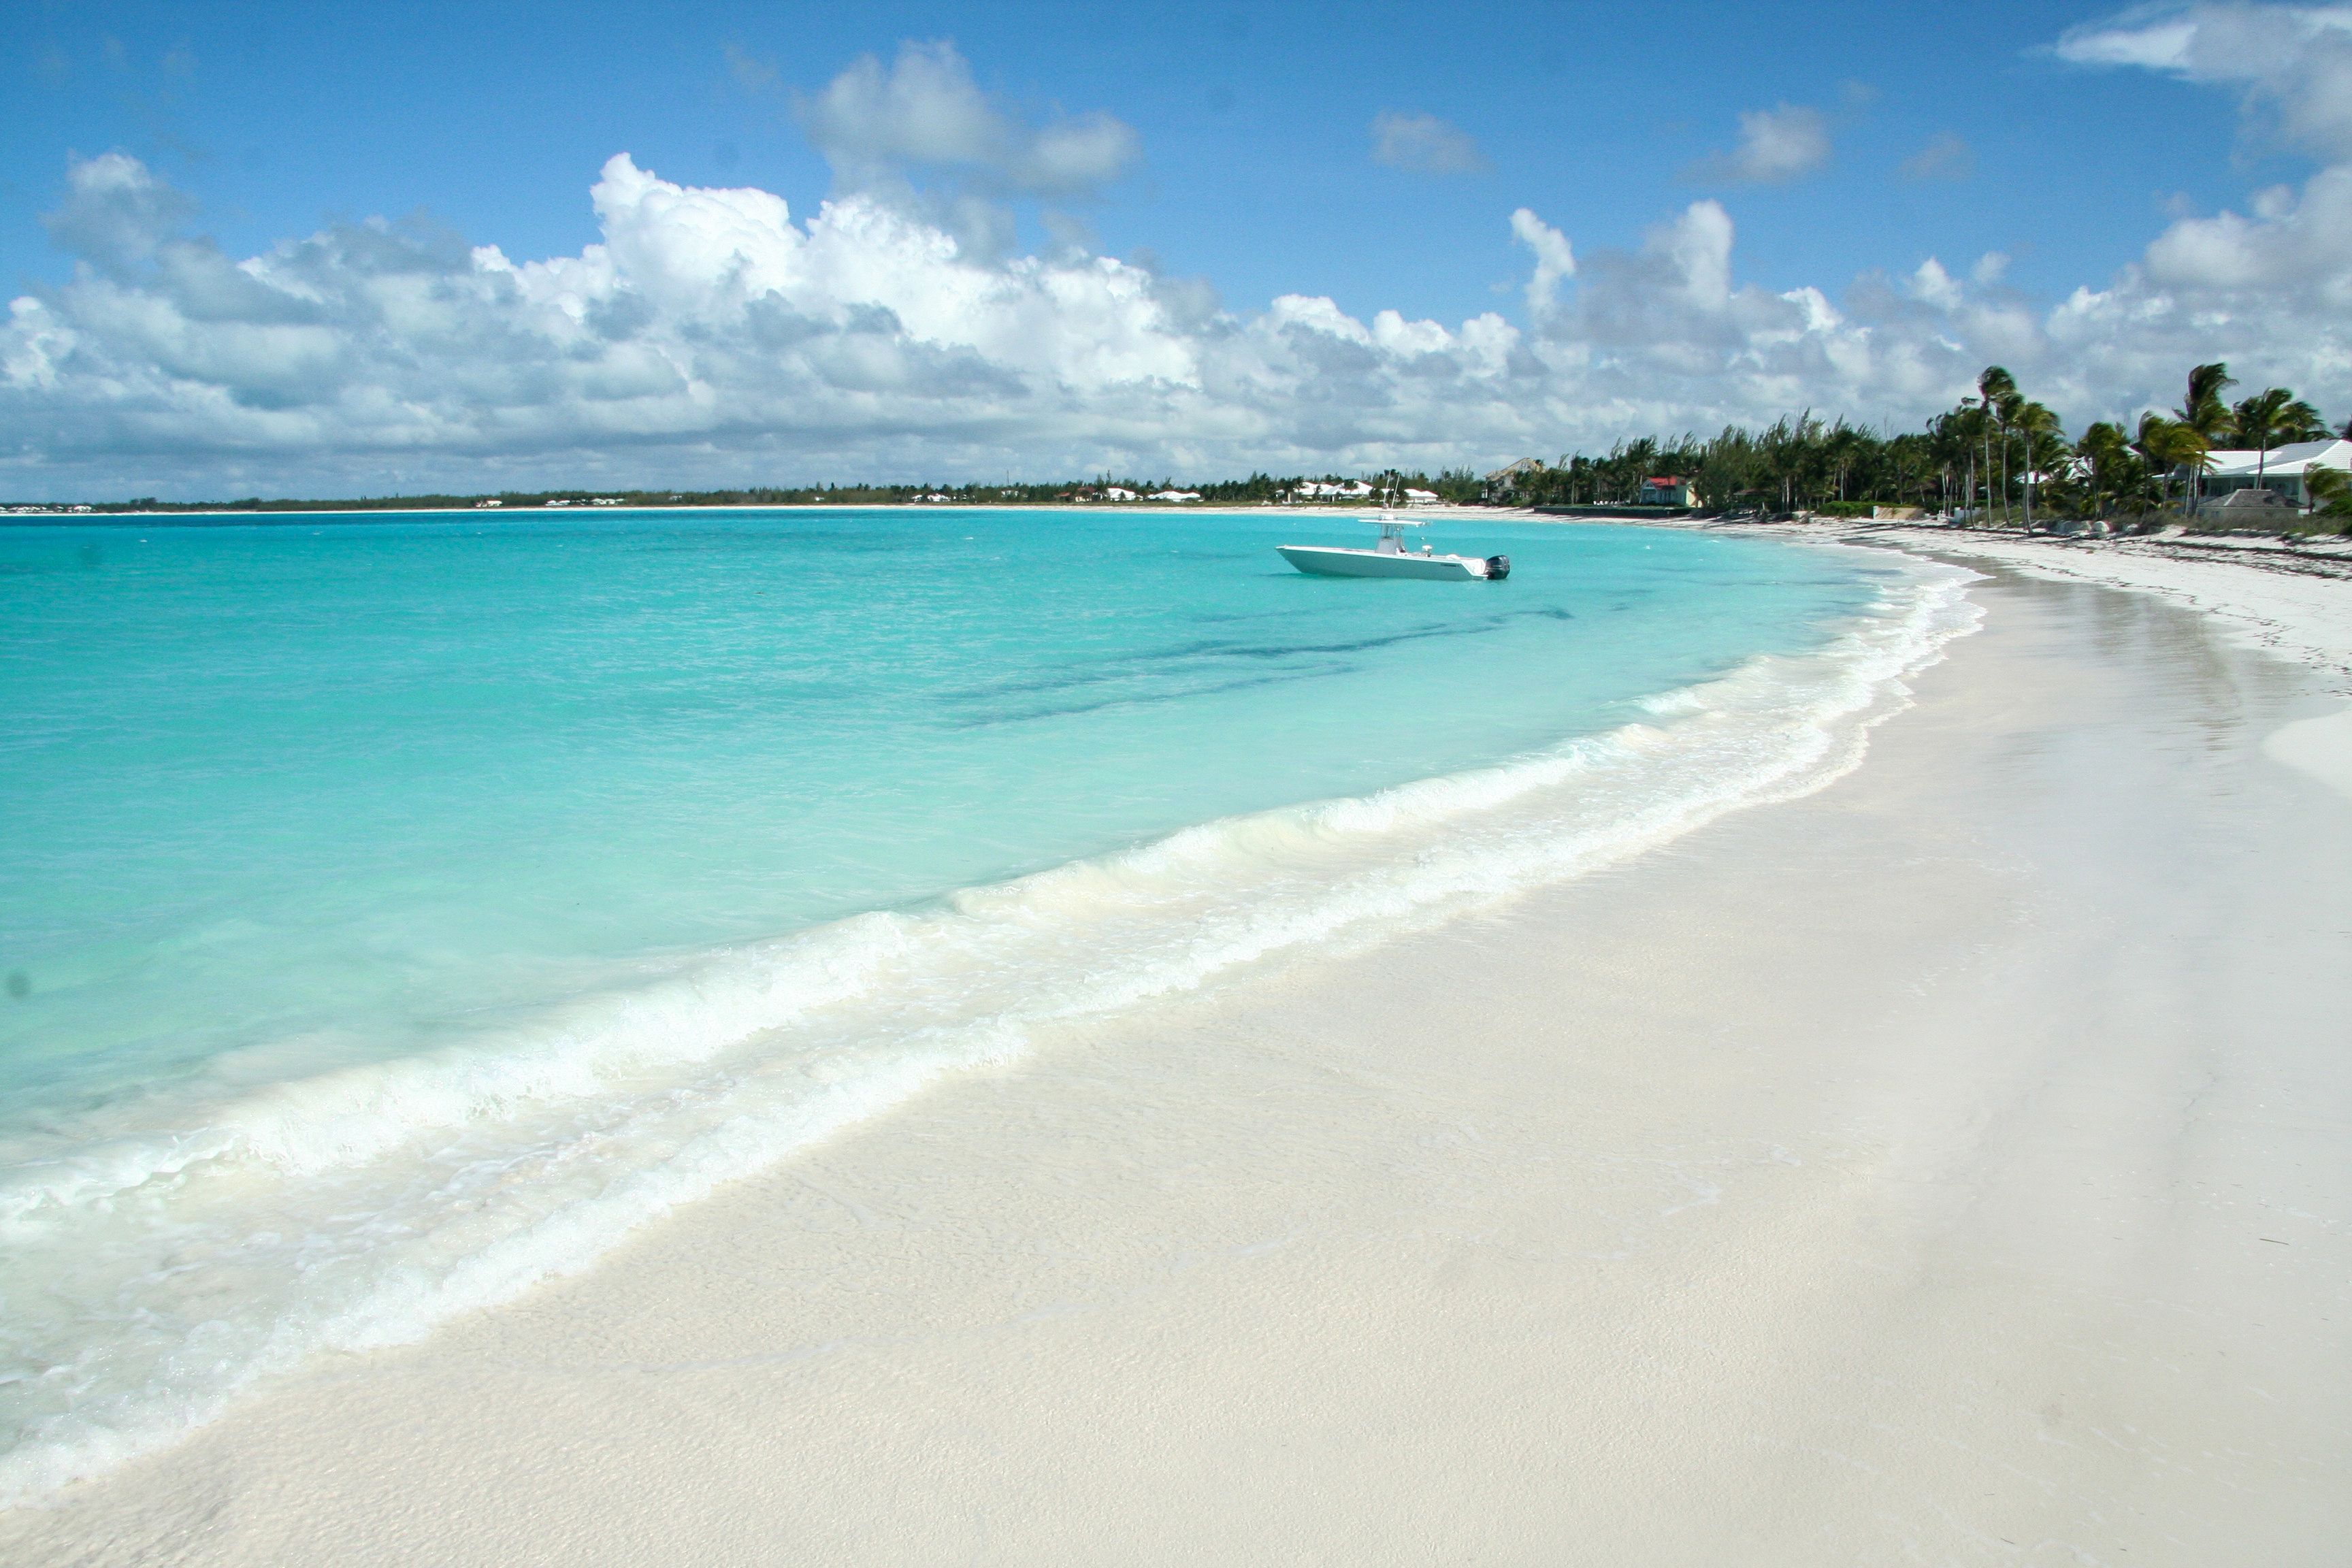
<box><xmin>1102</xmin><ymin>487</ymin><xmax>1139</xmax><ymax>501</ymax></box>
<box><xmin>2200</xmin><ymin>438</ymin><xmax>2350</xmax><ymax>507</ymax></box>
<box><xmin>1149</xmin><ymin>489</ymin><xmax>1202</xmax><ymax>502</ymax></box>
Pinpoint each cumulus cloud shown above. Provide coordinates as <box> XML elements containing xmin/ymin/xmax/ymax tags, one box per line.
<box><xmin>1688</xmin><ymin>103</ymin><xmax>1831</xmax><ymax>184</ymax></box>
<box><xmin>796</xmin><ymin>40</ymin><xmax>1139</xmax><ymax>200</ymax></box>
<box><xmin>1509</xmin><ymin>208</ymin><xmax>1575</xmax><ymax>315</ymax></box>
<box><xmin>1908</xmin><ymin>257</ymin><xmax>1965</xmax><ymax>309</ymax></box>
<box><xmin>1899</xmin><ymin>132</ymin><xmax>1975</xmax><ymax>182</ymax></box>
<box><xmin>0</xmin><ymin>149</ymin><xmax>2024</xmax><ymax>496</ymax></box>
<box><xmin>2056</xmin><ymin>3</ymin><xmax>2352</xmax><ymax>158</ymax></box>
<box><xmin>1371</xmin><ymin>112</ymin><xmax>1489</xmax><ymax>175</ymax></box>
<box><xmin>40</xmin><ymin>152</ymin><xmax>199</xmax><ymax>272</ymax></box>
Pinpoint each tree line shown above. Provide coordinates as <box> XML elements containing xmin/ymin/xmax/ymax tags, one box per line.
<box><xmin>1497</xmin><ymin>363</ymin><xmax>2351</xmax><ymax>529</ymax></box>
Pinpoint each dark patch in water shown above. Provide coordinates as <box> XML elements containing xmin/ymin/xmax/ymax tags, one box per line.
<box><xmin>939</xmin><ymin>602</ymin><xmax>1577</xmax><ymax>720</ymax></box>
<box><xmin>945</xmin><ymin>670</ymin><xmax>1311</xmax><ymax>728</ymax></box>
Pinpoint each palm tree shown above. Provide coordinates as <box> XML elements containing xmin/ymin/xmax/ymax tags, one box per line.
<box><xmin>1978</xmin><ymin>368</ymin><xmax>2016</xmax><ymax>523</ymax></box>
<box><xmin>2076</xmin><ymin>422</ymin><xmax>2137</xmax><ymax>519</ymax></box>
<box><xmin>2231</xmin><ymin>387</ymin><xmax>2320</xmax><ymax>490</ymax></box>
<box><xmin>2133</xmin><ymin>412</ymin><xmax>2206</xmax><ymax>517</ymax></box>
<box><xmin>2012</xmin><ymin>401</ymin><xmax>2062</xmax><ymax>529</ymax></box>
<box><xmin>1946</xmin><ymin>401</ymin><xmax>1985</xmax><ymax>518</ymax></box>
<box><xmin>1956</xmin><ymin>406</ymin><xmax>1991</xmax><ymax>517</ymax></box>
<box><xmin>2176</xmin><ymin>363</ymin><xmax>2236</xmax><ymax>514</ymax></box>
<box><xmin>2277</xmin><ymin>397</ymin><xmax>2328</xmax><ymax>444</ymax></box>
<box><xmin>1995</xmin><ymin>391</ymin><xmax>2029</xmax><ymax>524</ymax></box>
<box><xmin>2177</xmin><ymin>363</ymin><xmax>2236</xmax><ymax>436</ymax></box>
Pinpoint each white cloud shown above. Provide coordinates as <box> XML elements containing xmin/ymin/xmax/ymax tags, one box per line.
<box><xmin>1509</xmin><ymin>208</ymin><xmax>1575</xmax><ymax>315</ymax></box>
<box><xmin>2056</xmin><ymin>3</ymin><xmax>2352</xmax><ymax>158</ymax></box>
<box><xmin>2</xmin><ymin>153</ymin><xmax>2009</xmax><ymax>496</ymax></box>
<box><xmin>797</xmin><ymin>40</ymin><xmax>1139</xmax><ymax>199</ymax></box>
<box><xmin>40</xmin><ymin>152</ymin><xmax>198</xmax><ymax>272</ymax></box>
<box><xmin>1689</xmin><ymin>103</ymin><xmax>1831</xmax><ymax>184</ymax></box>
<box><xmin>1371</xmin><ymin>112</ymin><xmax>1489</xmax><ymax>175</ymax></box>
<box><xmin>1909</xmin><ymin>257</ymin><xmax>1963</xmax><ymax>309</ymax></box>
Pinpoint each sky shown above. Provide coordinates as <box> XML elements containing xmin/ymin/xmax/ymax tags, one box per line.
<box><xmin>2</xmin><ymin>0</ymin><xmax>2348</xmax><ymax>497</ymax></box>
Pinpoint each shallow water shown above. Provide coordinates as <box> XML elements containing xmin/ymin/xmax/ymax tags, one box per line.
<box><xmin>0</xmin><ymin>507</ymin><xmax>1970</xmax><ymax>1496</ymax></box>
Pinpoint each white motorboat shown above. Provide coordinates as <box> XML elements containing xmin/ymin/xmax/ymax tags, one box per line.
<box><xmin>1277</xmin><ymin>514</ymin><xmax>1509</xmax><ymax>581</ymax></box>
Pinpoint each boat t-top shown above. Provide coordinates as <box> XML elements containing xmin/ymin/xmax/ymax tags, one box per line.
<box><xmin>1277</xmin><ymin>513</ymin><xmax>1509</xmax><ymax>581</ymax></box>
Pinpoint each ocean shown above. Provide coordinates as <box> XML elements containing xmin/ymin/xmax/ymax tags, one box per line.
<box><xmin>0</xmin><ymin>506</ymin><xmax>1976</xmax><ymax>1496</ymax></box>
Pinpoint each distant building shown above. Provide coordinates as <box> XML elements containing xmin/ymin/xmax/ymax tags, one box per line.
<box><xmin>1484</xmin><ymin>458</ymin><xmax>1546</xmax><ymax>497</ymax></box>
<box><xmin>475</xmin><ymin>498</ymin><xmax>503</xmax><ymax>508</ymax></box>
<box><xmin>1636</xmin><ymin>475</ymin><xmax>1695</xmax><ymax>506</ymax></box>
<box><xmin>1403</xmin><ymin>488</ymin><xmax>1440</xmax><ymax>506</ymax></box>
<box><xmin>1149</xmin><ymin>490</ymin><xmax>1202</xmax><ymax>502</ymax></box>
<box><xmin>2200</xmin><ymin>438</ymin><xmax>2351</xmax><ymax>507</ymax></box>
<box><xmin>1102</xmin><ymin>487</ymin><xmax>1139</xmax><ymax>500</ymax></box>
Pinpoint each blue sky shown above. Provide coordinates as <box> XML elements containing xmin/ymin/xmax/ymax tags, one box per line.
<box><xmin>2</xmin><ymin>1</ymin><xmax>2281</xmax><ymax>316</ymax></box>
<box><xmin>3</xmin><ymin>1</ymin><xmax>2347</xmax><ymax>495</ymax></box>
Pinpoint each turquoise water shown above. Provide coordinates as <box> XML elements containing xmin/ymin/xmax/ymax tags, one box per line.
<box><xmin>0</xmin><ymin>507</ymin><xmax>1972</xmax><ymax>1496</ymax></box>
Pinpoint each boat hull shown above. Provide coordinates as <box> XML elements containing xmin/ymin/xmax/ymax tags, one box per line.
<box><xmin>1276</xmin><ymin>545</ymin><xmax>1496</xmax><ymax>580</ymax></box>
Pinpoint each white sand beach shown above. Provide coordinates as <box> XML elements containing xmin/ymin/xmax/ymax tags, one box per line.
<box><xmin>6</xmin><ymin>547</ymin><xmax>2349</xmax><ymax>1565</ymax></box>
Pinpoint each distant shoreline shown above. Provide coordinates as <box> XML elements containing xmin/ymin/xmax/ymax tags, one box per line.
<box><xmin>0</xmin><ymin>502</ymin><xmax>1531</xmax><ymax>525</ymax></box>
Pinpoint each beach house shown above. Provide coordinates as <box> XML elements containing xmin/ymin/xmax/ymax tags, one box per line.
<box><xmin>1637</xmin><ymin>475</ymin><xmax>1697</xmax><ymax>506</ymax></box>
<box><xmin>1484</xmin><ymin>458</ymin><xmax>1545</xmax><ymax>499</ymax></box>
<box><xmin>2199</xmin><ymin>438</ymin><xmax>2350</xmax><ymax>508</ymax></box>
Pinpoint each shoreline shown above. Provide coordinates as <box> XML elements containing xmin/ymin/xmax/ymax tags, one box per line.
<box><xmin>5</xmin><ymin>534</ymin><xmax>2349</xmax><ymax>1562</ymax></box>
<box><xmin>0</xmin><ymin>532</ymin><xmax>1967</xmax><ymax>1508</ymax></box>
<box><xmin>0</xmin><ymin>502</ymin><xmax>1531</xmax><ymax>523</ymax></box>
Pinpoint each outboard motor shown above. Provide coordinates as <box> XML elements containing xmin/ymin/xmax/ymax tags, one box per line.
<box><xmin>1484</xmin><ymin>554</ymin><xmax>1511</xmax><ymax>581</ymax></box>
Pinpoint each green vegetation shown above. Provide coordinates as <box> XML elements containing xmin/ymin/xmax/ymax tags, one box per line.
<box><xmin>1493</xmin><ymin>361</ymin><xmax>2347</xmax><ymax>534</ymax></box>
